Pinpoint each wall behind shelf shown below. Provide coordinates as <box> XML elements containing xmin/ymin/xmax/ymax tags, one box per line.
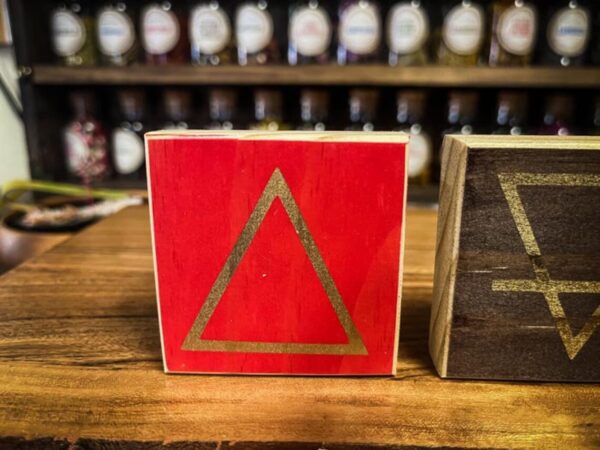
<box><xmin>0</xmin><ymin>47</ymin><xmax>28</xmax><ymax>185</ymax></box>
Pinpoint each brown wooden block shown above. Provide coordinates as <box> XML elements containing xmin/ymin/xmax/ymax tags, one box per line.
<box><xmin>430</xmin><ymin>135</ymin><xmax>600</xmax><ymax>382</ymax></box>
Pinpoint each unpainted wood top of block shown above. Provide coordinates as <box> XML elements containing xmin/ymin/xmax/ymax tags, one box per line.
<box><xmin>445</xmin><ymin>134</ymin><xmax>600</xmax><ymax>150</ymax></box>
<box><xmin>145</xmin><ymin>130</ymin><xmax>410</xmax><ymax>144</ymax></box>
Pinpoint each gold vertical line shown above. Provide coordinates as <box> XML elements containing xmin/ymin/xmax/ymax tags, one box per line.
<box><xmin>182</xmin><ymin>169</ymin><xmax>283</xmax><ymax>350</ymax></box>
<box><xmin>276</xmin><ymin>171</ymin><xmax>366</xmax><ymax>354</ymax></box>
<box><xmin>497</xmin><ymin>174</ymin><xmax>542</xmax><ymax>258</ymax></box>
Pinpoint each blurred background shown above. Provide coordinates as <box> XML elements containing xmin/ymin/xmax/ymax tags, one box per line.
<box><xmin>0</xmin><ymin>10</ymin><xmax>28</xmax><ymax>185</ymax></box>
<box><xmin>0</xmin><ymin>0</ymin><xmax>598</xmax><ymax>271</ymax></box>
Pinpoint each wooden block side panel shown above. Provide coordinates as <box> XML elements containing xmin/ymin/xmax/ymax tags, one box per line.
<box><xmin>447</xmin><ymin>144</ymin><xmax>600</xmax><ymax>381</ymax></box>
<box><xmin>429</xmin><ymin>136</ymin><xmax>469</xmax><ymax>377</ymax></box>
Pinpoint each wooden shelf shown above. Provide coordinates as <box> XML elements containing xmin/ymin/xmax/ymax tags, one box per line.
<box><xmin>31</xmin><ymin>64</ymin><xmax>600</xmax><ymax>88</ymax></box>
<box><xmin>1</xmin><ymin>206</ymin><xmax>597</xmax><ymax>448</ymax></box>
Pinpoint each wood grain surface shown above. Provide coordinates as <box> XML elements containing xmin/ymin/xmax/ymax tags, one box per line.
<box><xmin>0</xmin><ymin>206</ymin><xmax>598</xmax><ymax>449</ymax></box>
<box><xmin>429</xmin><ymin>136</ymin><xmax>468</xmax><ymax>378</ymax></box>
<box><xmin>430</xmin><ymin>136</ymin><xmax>600</xmax><ymax>382</ymax></box>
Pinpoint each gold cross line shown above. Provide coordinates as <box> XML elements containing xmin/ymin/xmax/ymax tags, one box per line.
<box><xmin>492</xmin><ymin>173</ymin><xmax>600</xmax><ymax>360</ymax></box>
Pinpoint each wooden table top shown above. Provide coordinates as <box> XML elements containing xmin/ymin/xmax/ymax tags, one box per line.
<box><xmin>0</xmin><ymin>206</ymin><xmax>598</xmax><ymax>449</ymax></box>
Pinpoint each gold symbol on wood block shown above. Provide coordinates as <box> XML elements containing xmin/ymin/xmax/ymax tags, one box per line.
<box><xmin>182</xmin><ymin>168</ymin><xmax>368</xmax><ymax>355</ymax></box>
<box><xmin>492</xmin><ymin>173</ymin><xmax>600</xmax><ymax>360</ymax></box>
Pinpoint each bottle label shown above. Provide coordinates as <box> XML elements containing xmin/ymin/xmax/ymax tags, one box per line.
<box><xmin>497</xmin><ymin>5</ymin><xmax>536</xmax><ymax>55</ymax></box>
<box><xmin>289</xmin><ymin>6</ymin><xmax>331</xmax><ymax>57</ymax></box>
<box><xmin>190</xmin><ymin>5</ymin><xmax>231</xmax><ymax>55</ymax></box>
<box><xmin>547</xmin><ymin>6</ymin><xmax>590</xmax><ymax>57</ymax></box>
<box><xmin>97</xmin><ymin>9</ymin><xmax>135</xmax><ymax>56</ymax></box>
<box><xmin>407</xmin><ymin>129</ymin><xmax>432</xmax><ymax>178</ymax></box>
<box><xmin>64</xmin><ymin>130</ymin><xmax>90</xmax><ymax>175</ymax></box>
<box><xmin>339</xmin><ymin>2</ymin><xmax>381</xmax><ymax>55</ymax></box>
<box><xmin>142</xmin><ymin>5</ymin><xmax>180</xmax><ymax>55</ymax></box>
<box><xmin>51</xmin><ymin>10</ymin><xmax>86</xmax><ymax>57</ymax></box>
<box><xmin>442</xmin><ymin>3</ymin><xmax>484</xmax><ymax>56</ymax></box>
<box><xmin>387</xmin><ymin>3</ymin><xmax>429</xmax><ymax>54</ymax></box>
<box><xmin>112</xmin><ymin>128</ymin><xmax>145</xmax><ymax>175</ymax></box>
<box><xmin>236</xmin><ymin>4</ymin><xmax>274</xmax><ymax>54</ymax></box>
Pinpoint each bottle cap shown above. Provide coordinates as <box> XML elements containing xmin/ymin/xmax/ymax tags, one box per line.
<box><xmin>544</xmin><ymin>94</ymin><xmax>574</xmax><ymax>123</ymax></box>
<box><xmin>209</xmin><ymin>89</ymin><xmax>237</xmax><ymax>122</ymax></box>
<box><xmin>496</xmin><ymin>91</ymin><xmax>528</xmax><ymax>127</ymax></box>
<box><xmin>300</xmin><ymin>89</ymin><xmax>329</xmax><ymax>123</ymax></box>
<box><xmin>396</xmin><ymin>90</ymin><xmax>427</xmax><ymax>124</ymax></box>
<box><xmin>448</xmin><ymin>91</ymin><xmax>478</xmax><ymax>125</ymax></box>
<box><xmin>117</xmin><ymin>89</ymin><xmax>146</xmax><ymax>122</ymax></box>
<box><xmin>255</xmin><ymin>89</ymin><xmax>283</xmax><ymax>121</ymax></box>
<box><xmin>164</xmin><ymin>89</ymin><xmax>192</xmax><ymax>122</ymax></box>
<box><xmin>349</xmin><ymin>89</ymin><xmax>378</xmax><ymax>123</ymax></box>
<box><xmin>69</xmin><ymin>90</ymin><xmax>96</xmax><ymax>119</ymax></box>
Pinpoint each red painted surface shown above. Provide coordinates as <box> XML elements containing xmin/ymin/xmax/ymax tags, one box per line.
<box><xmin>147</xmin><ymin>135</ymin><xmax>407</xmax><ymax>375</ymax></box>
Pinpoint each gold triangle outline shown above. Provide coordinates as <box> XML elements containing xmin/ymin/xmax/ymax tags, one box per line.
<box><xmin>182</xmin><ymin>168</ymin><xmax>368</xmax><ymax>355</ymax></box>
<box><xmin>492</xmin><ymin>172</ymin><xmax>600</xmax><ymax>360</ymax></box>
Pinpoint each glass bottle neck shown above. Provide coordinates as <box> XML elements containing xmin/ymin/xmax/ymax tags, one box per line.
<box><xmin>255</xmin><ymin>91</ymin><xmax>282</xmax><ymax>121</ymax></box>
<box><xmin>211</xmin><ymin>104</ymin><xmax>234</xmax><ymax>121</ymax></box>
<box><xmin>300</xmin><ymin>91</ymin><xmax>328</xmax><ymax>123</ymax></box>
<box><xmin>256</xmin><ymin>106</ymin><xmax>282</xmax><ymax>122</ymax></box>
<box><xmin>448</xmin><ymin>106</ymin><xmax>473</xmax><ymax>125</ymax></box>
<box><xmin>349</xmin><ymin>94</ymin><xmax>376</xmax><ymax>123</ymax></box>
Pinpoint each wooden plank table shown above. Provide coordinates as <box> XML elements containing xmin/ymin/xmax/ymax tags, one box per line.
<box><xmin>0</xmin><ymin>206</ymin><xmax>598</xmax><ymax>449</ymax></box>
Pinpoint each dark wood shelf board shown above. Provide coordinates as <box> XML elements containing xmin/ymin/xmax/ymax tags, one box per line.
<box><xmin>31</xmin><ymin>65</ymin><xmax>600</xmax><ymax>87</ymax></box>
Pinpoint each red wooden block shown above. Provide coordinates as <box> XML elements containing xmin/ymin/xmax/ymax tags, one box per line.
<box><xmin>146</xmin><ymin>131</ymin><xmax>408</xmax><ymax>375</ymax></box>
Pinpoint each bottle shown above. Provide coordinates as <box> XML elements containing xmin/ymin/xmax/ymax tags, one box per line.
<box><xmin>236</xmin><ymin>1</ymin><xmax>279</xmax><ymax>65</ymax></box>
<box><xmin>97</xmin><ymin>2</ymin><xmax>138</xmax><ymax>66</ymax></box>
<box><xmin>163</xmin><ymin>89</ymin><xmax>193</xmax><ymax>129</ymax></box>
<box><xmin>346</xmin><ymin>89</ymin><xmax>378</xmax><ymax>131</ymax></box>
<box><xmin>437</xmin><ymin>0</ymin><xmax>485</xmax><ymax>66</ymax></box>
<box><xmin>539</xmin><ymin>1</ymin><xmax>591</xmax><ymax>67</ymax></box>
<box><xmin>288</xmin><ymin>0</ymin><xmax>333</xmax><ymax>65</ymax></box>
<box><xmin>538</xmin><ymin>94</ymin><xmax>575</xmax><ymax>135</ymax></box>
<box><xmin>591</xmin><ymin>7</ymin><xmax>600</xmax><ymax>66</ymax></box>
<box><xmin>50</xmin><ymin>1</ymin><xmax>97</xmax><ymax>66</ymax></box>
<box><xmin>298</xmin><ymin>89</ymin><xmax>329</xmax><ymax>130</ymax></box>
<box><xmin>207</xmin><ymin>88</ymin><xmax>237</xmax><ymax>130</ymax></box>
<box><xmin>250</xmin><ymin>89</ymin><xmax>289</xmax><ymax>130</ymax></box>
<box><xmin>394</xmin><ymin>90</ymin><xmax>432</xmax><ymax>185</ymax></box>
<box><xmin>436</xmin><ymin>90</ymin><xmax>478</xmax><ymax>178</ymax></box>
<box><xmin>111</xmin><ymin>89</ymin><xmax>147</xmax><ymax>179</ymax></box>
<box><xmin>337</xmin><ymin>0</ymin><xmax>382</xmax><ymax>64</ymax></box>
<box><xmin>387</xmin><ymin>1</ymin><xmax>430</xmax><ymax>66</ymax></box>
<box><xmin>443</xmin><ymin>90</ymin><xmax>478</xmax><ymax>135</ymax></box>
<box><xmin>63</xmin><ymin>91</ymin><xmax>110</xmax><ymax>183</ymax></box>
<box><xmin>488</xmin><ymin>0</ymin><xmax>537</xmax><ymax>66</ymax></box>
<box><xmin>189</xmin><ymin>1</ymin><xmax>234</xmax><ymax>65</ymax></box>
<box><xmin>591</xmin><ymin>95</ymin><xmax>600</xmax><ymax>135</ymax></box>
<box><xmin>140</xmin><ymin>1</ymin><xmax>188</xmax><ymax>64</ymax></box>
<box><xmin>492</xmin><ymin>91</ymin><xmax>528</xmax><ymax>135</ymax></box>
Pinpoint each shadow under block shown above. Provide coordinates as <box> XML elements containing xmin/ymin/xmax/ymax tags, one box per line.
<box><xmin>146</xmin><ymin>131</ymin><xmax>408</xmax><ymax>375</ymax></box>
<box><xmin>430</xmin><ymin>135</ymin><xmax>600</xmax><ymax>382</ymax></box>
